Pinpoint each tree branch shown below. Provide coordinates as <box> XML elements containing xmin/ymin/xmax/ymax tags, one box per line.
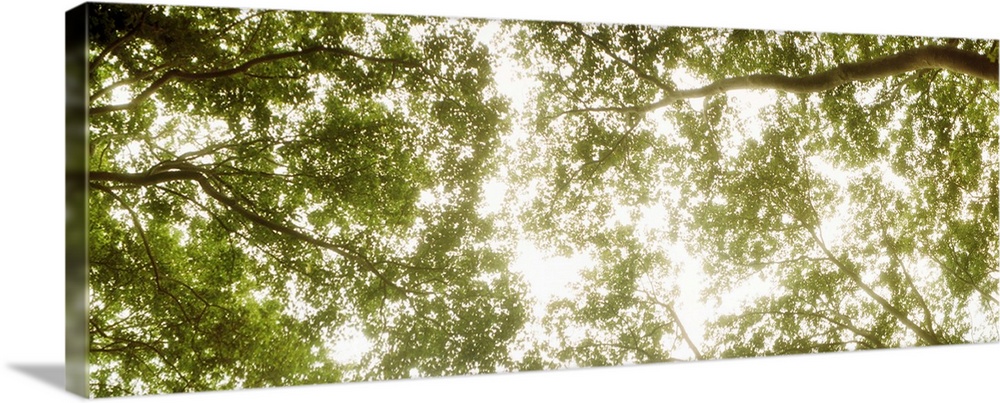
<box><xmin>806</xmin><ymin>226</ymin><xmax>944</xmax><ymax>345</ymax></box>
<box><xmin>91</xmin><ymin>62</ymin><xmax>176</xmax><ymax>102</ymax></box>
<box><xmin>550</xmin><ymin>45</ymin><xmax>998</xmax><ymax>119</ymax></box>
<box><xmin>636</xmin><ymin>289</ymin><xmax>704</xmax><ymax>360</ymax></box>
<box><xmin>89</xmin><ymin>166</ymin><xmax>424</xmax><ymax>295</ymax></box>
<box><xmin>663</xmin><ymin>301</ymin><xmax>705</xmax><ymax>360</ymax></box>
<box><xmin>157</xmin><ymin>183</ymin><xmax>347</xmax><ymax>290</ymax></box>
<box><xmin>881</xmin><ymin>232</ymin><xmax>937</xmax><ymax>334</ymax></box>
<box><xmin>90</xmin><ymin>45</ymin><xmax>422</xmax><ymax>114</ymax></box>
<box><xmin>90</xmin><ymin>182</ymin><xmax>196</xmax><ymax>324</ymax></box>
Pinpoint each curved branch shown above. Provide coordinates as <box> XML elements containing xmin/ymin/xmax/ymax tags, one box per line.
<box><xmin>90</xmin><ymin>46</ymin><xmax>422</xmax><ymax>115</ymax></box>
<box><xmin>551</xmin><ymin>45</ymin><xmax>998</xmax><ymax>119</ymax></box>
<box><xmin>90</xmin><ymin>182</ymin><xmax>196</xmax><ymax>324</ymax></box>
<box><xmin>91</xmin><ymin>62</ymin><xmax>176</xmax><ymax>102</ymax></box>
<box><xmin>881</xmin><ymin>233</ymin><xmax>937</xmax><ymax>333</ymax></box>
<box><xmin>663</xmin><ymin>301</ymin><xmax>705</xmax><ymax>360</ymax></box>
<box><xmin>636</xmin><ymin>289</ymin><xmax>704</xmax><ymax>360</ymax></box>
<box><xmin>156</xmin><ymin>184</ymin><xmax>346</xmax><ymax>290</ymax></box>
<box><xmin>89</xmin><ymin>168</ymin><xmax>423</xmax><ymax>295</ymax></box>
<box><xmin>806</xmin><ymin>226</ymin><xmax>944</xmax><ymax>345</ymax></box>
<box><xmin>95</xmin><ymin>182</ymin><xmax>236</xmax><ymax>325</ymax></box>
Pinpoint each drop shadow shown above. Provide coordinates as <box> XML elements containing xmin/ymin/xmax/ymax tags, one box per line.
<box><xmin>9</xmin><ymin>363</ymin><xmax>65</xmax><ymax>391</ymax></box>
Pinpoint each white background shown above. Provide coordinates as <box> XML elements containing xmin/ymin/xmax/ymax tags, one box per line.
<box><xmin>1</xmin><ymin>0</ymin><xmax>997</xmax><ymax>401</ymax></box>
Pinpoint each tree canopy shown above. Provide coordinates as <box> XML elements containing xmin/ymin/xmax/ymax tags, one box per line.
<box><xmin>83</xmin><ymin>3</ymin><xmax>998</xmax><ymax>397</ymax></box>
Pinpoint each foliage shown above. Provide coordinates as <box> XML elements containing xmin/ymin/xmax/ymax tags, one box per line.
<box><xmin>85</xmin><ymin>4</ymin><xmax>999</xmax><ymax>396</ymax></box>
<box><xmin>511</xmin><ymin>22</ymin><xmax>998</xmax><ymax>363</ymax></box>
<box><xmin>87</xmin><ymin>4</ymin><xmax>523</xmax><ymax>396</ymax></box>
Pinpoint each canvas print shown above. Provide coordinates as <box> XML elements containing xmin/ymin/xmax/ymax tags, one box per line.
<box><xmin>67</xmin><ymin>1</ymin><xmax>999</xmax><ymax>397</ymax></box>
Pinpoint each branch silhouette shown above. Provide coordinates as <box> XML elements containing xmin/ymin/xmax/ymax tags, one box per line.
<box><xmin>90</xmin><ymin>46</ymin><xmax>422</xmax><ymax>115</ymax></box>
<box><xmin>90</xmin><ymin>166</ymin><xmax>425</xmax><ymax>295</ymax></box>
<box><xmin>549</xmin><ymin>44</ymin><xmax>998</xmax><ymax>119</ymax></box>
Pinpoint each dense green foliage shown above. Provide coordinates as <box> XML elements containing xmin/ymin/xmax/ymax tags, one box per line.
<box><xmin>85</xmin><ymin>3</ymin><xmax>998</xmax><ymax>396</ymax></box>
<box><xmin>511</xmin><ymin>23</ymin><xmax>998</xmax><ymax>365</ymax></box>
<box><xmin>87</xmin><ymin>4</ymin><xmax>524</xmax><ymax>395</ymax></box>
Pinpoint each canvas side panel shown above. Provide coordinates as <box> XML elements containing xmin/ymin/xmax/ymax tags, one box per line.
<box><xmin>66</xmin><ymin>2</ymin><xmax>89</xmax><ymax>398</ymax></box>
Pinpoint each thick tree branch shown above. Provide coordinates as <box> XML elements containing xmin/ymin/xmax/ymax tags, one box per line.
<box><xmin>90</xmin><ymin>46</ymin><xmax>422</xmax><ymax>115</ymax></box>
<box><xmin>636</xmin><ymin>290</ymin><xmax>704</xmax><ymax>360</ymax></box>
<box><xmin>89</xmin><ymin>167</ymin><xmax>423</xmax><ymax>295</ymax></box>
<box><xmin>663</xmin><ymin>301</ymin><xmax>705</xmax><ymax>360</ymax></box>
<box><xmin>551</xmin><ymin>45</ymin><xmax>998</xmax><ymax>119</ymax></box>
<box><xmin>806</xmin><ymin>227</ymin><xmax>944</xmax><ymax>345</ymax></box>
<box><xmin>91</xmin><ymin>62</ymin><xmax>176</xmax><ymax>102</ymax></box>
<box><xmin>157</xmin><ymin>183</ymin><xmax>347</xmax><ymax>290</ymax></box>
<box><xmin>881</xmin><ymin>233</ymin><xmax>937</xmax><ymax>334</ymax></box>
<box><xmin>91</xmin><ymin>182</ymin><xmax>196</xmax><ymax>324</ymax></box>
